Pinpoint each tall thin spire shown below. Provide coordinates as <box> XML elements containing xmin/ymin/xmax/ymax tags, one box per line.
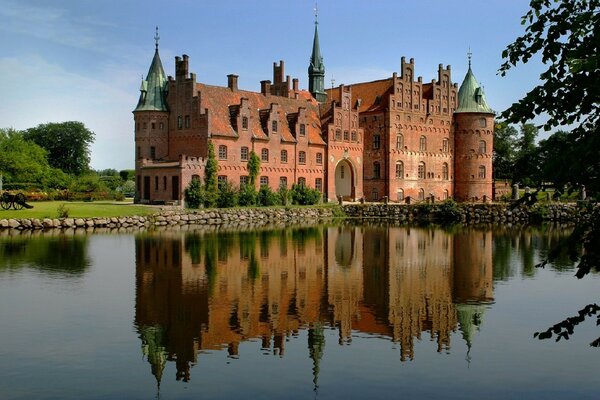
<box><xmin>134</xmin><ymin>27</ymin><xmax>168</xmax><ymax>112</ymax></box>
<box><xmin>308</xmin><ymin>3</ymin><xmax>326</xmax><ymax>103</ymax></box>
<box><xmin>467</xmin><ymin>47</ymin><xmax>472</xmax><ymax>69</ymax></box>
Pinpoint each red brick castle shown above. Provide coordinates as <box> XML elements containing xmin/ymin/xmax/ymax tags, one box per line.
<box><xmin>134</xmin><ymin>21</ymin><xmax>494</xmax><ymax>204</ymax></box>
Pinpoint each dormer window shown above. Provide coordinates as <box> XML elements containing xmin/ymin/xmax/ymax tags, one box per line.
<box><xmin>272</xmin><ymin>120</ymin><xmax>278</xmax><ymax>133</ymax></box>
<box><xmin>299</xmin><ymin>124</ymin><xmax>306</xmax><ymax>136</ymax></box>
<box><xmin>242</xmin><ymin>116</ymin><xmax>249</xmax><ymax>129</ymax></box>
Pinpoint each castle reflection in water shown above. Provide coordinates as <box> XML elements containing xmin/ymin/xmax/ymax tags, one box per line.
<box><xmin>134</xmin><ymin>225</ymin><xmax>493</xmax><ymax>383</ymax></box>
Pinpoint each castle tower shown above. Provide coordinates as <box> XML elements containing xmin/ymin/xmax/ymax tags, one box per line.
<box><xmin>453</xmin><ymin>55</ymin><xmax>494</xmax><ymax>201</ymax></box>
<box><xmin>133</xmin><ymin>27</ymin><xmax>170</xmax><ymax>171</ymax></box>
<box><xmin>308</xmin><ymin>10</ymin><xmax>326</xmax><ymax>103</ymax></box>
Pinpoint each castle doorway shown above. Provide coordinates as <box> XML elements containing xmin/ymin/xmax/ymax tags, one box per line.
<box><xmin>335</xmin><ymin>159</ymin><xmax>355</xmax><ymax>200</ymax></box>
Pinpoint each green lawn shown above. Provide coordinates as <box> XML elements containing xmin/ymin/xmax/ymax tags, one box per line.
<box><xmin>0</xmin><ymin>200</ymin><xmax>157</xmax><ymax>219</ymax></box>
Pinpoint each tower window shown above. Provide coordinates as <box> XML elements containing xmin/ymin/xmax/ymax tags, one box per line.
<box><xmin>479</xmin><ymin>140</ymin><xmax>486</xmax><ymax>154</ymax></box>
<box><xmin>478</xmin><ymin>165</ymin><xmax>486</xmax><ymax>179</ymax></box>
<box><xmin>373</xmin><ymin>162</ymin><xmax>381</xmax><ymax>179</ymax></box>
<box><xmin>185</xmin><ymin>115</ymin><xmax>190</xmax><ymax>128</ymax></box>
<box><xmin>299</xmin><ymin>124</ymin><xmax>306</xmax><ymax>136</ymax></box>
<box><xmin>442</xmin><ymin>163</ymin><xmax>449</xmax><ymax>180</ymax></box>
<box><xmin>395</xmin><ymin>161</ymin><xmax>404</xmax><ymax>179</ymax></box>
<box><xmin>177</xmin><ymin>116</ymin><xmax>182</xmax><ymax>129</ymax></box>
<box><xmin>443</xmin><ymin>138</ymin><xmax>449</xmax><ymax>152</ymax></box>
<box><xmin>373</xmin><ymin>134</ymin><xmax>380</xmax><ymax>150</ymax></box>
<box><xmin>419</xmin><ymin>135</ymin><xmax>427</xmax><ymax>151</ymax></box>
<box><xmin>150</xmin><ymin>146</ymin><xmax>156</xmax><ymax>160</ymax></box>
<box><xmin>418</xmin><ymin>162</ymin><xmax>426</xmax><ymax>179</ymax></box>
<box><xmin>242</xmin><ymin>116</ymin><xmax>249</xmax><ymax>129</ymax></box>
<box><xmin>272</xmin><ymin>120</ymin><xmax>278</xmax><ymax>133</ymax></box>
<box><xmin>396</xmin><ymin>134</ymin><xmax>404</xmax><ymax>150</ymax></box>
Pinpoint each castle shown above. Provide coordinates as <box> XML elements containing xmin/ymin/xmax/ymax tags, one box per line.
<box><xmin>134</xmin><ymin>21</ymin><xmax>494</xmax><ymax>204</ymax></box>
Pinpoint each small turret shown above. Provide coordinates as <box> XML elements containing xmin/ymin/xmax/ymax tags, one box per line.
<box><xmin>134</xmin><ymin>27</ymin><xmax>169</xmax><ymax>112</ymax></box>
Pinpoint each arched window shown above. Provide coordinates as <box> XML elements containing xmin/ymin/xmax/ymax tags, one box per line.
<box><xmin>395</xmin><ymin>161</ymin><xmax>404</xmax><ymax>179</ymax></box>
<box><xmin>261</xmin><ymin>148</ymin><xmax>269</xmax><ymax>162</ymax></box>
<box><xmin>418</xmin><ymin>162</ymin><xmax>426</xmax><ymax>179</ymax></box>
<box><xmin>442</xmin><ymin>163</ymin><xmax>449</xmax><ymax>180</ymax></box>
<box><xmin>442</xmin><ymin>138</ymin><xmax>449</xmax><ymax>152</ymax></box>
<box><xmin>478</xmin><ymin>165</ymin><xmax>486</xmax><ymax>179</ymax></box>
<box><xmin>419</xmin><ymin>135</ymin><xmax>427</xmax><ymax>151</ymax></box>
<box><xmin>299</xmin><ymin>151</ymin><xmax>306</xmax><ymax>164</ymax></box>
<box><xmin>479</xmin><ymin>118</ymin><xmax>487</xmax><ymax>128</ymax></box>
<box><xmin>373</xmin><ymin>162</ymin><xmax>381</xmax><ymax>179</ymax></box>
<box><xmin>396</xmin><ymin>134</ymin><xmax>404</xmax><ymax>150</ymax></box>
<box><xmin>418</xmin><ymin>188</ymin><xmax>425</xmax><ymax>200</ymax></box>
<box><xmin>396</xmin><ymin>189</ymin><xmax>404</xmax><ymax>201</ymax></box>
<box><xmin>479</xmin><ymin>140</ymin><xmax>486</xmax><ymax>154</ymax></box>
<box><xmin>443</xmin><ymin>189</ymin><xmax>449</xmax><ymax>200</ymax></box>
<box><xmin>218</xmin><ymin>145</ymin><xmax>227</xmax><ymax>160</ymax></box>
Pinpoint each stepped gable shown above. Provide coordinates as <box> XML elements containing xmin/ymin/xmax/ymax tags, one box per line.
<box><xmin>196</xmin><ymin>83</ymin><xmax>325</xmax><ymax>145</ymax></box>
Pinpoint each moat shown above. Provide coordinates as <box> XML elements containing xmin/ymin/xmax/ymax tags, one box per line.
<box><xmin>0</xmin><ymin>223</ymin><xmax>598</xmax><ymax>399</ymax></box>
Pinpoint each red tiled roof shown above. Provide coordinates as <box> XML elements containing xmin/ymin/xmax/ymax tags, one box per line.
<box><xmin>326</xmin><ymin>78</ymin><xmax>393</xmax><ymax>113</ymax></box>
<box><xmin>197</xmin><ymin>84</ymin><xmax>325</xmax><ymax>145</ymax></box>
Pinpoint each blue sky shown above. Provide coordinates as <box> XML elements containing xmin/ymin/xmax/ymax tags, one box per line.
<box><xmin>0</xmin><ymin>0</ymin><xmax>544</xmax><ymax>170</ymax></box>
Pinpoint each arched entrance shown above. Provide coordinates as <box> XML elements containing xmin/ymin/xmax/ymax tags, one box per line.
<box><xmin>335</xmin><ymin>159</ymin><xmax>355</xmax><ymax>200</ymax></box>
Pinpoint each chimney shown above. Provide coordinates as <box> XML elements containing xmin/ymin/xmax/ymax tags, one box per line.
<box><xmin>260</xmin><ymin>80</ymin><xmax>271</xmax><ymax>96</ymax></box>
<box><xmin>292</xmin><ymin>78</ymin><xmax>299</xmax><ymax>92</ymax></box>
<box><xmin>227</xmin><ymin>74</ymin><xmax>238</xmax><ymax>91</ymax></box>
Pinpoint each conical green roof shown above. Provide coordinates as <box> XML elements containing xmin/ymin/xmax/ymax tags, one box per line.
<box><xmin>455</xmin><ymin>68</ymin><xmax>493</xmax><ymax>114</ymax></box>
<box><xmin>456</xmin><ymin>303</ymin><xmax>487</xmax><ymax>349</ymax></box>
<box><xmin>134</xmin><ymin>49</ymin><xmax>168</xmax><ymax>112</ymax></box>
<box><xmin>309</xmin><ymin>23</ymin><xmax>324</xmax><ymax>74</ymax></box>
<box><xmin>140</xmin><ymin>325</ymin><xmax>168</xmax><ymax>387</ymax></box>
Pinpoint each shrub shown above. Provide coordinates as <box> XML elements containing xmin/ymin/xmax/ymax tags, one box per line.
<box><xmin>238</xmin><ymin>184</ymin><xmax>258</xmax><ymax>206</ymax></box>
<box><xmin>114</xmin><ymin>191</ymin><xmax>125</xmax><ymax>201</ymax></box>
<box><xmin>218</xmin><ymin>180</ymin><xmax>238</xmax><ymax>208</ymax></box>
<box><xmin>258</xmin><ymin>185</ymin><xmax>281</xmax><ymax>206</ymax></box>
<box><xmin>56</xmin><ymin>204</ymin><xmax>69</xmax><ymax>219</ymax></box>
<box><xmin>435</xmin><ymin>199</ymin><xmax>462</xmax><ymax>222</ymax></box>
<box><xmin>291</xmin><ymin>184</ymin><xmax>321</xmax><ymax>205</ymax></box>
<box><xmin>278</xmin><ymin>186</ymin><xmax>291</xmax><ymax>206</ymax></box>
<box><xmin>184</xmin><ymin>178</ymin><xmax>205</xmax><ymax>209</ymax></box>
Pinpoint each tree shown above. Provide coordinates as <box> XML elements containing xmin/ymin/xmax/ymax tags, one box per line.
<box><xmin>204</xmin><ymin>141</ymin><xmax>219</xmax><ymax>208</ymax></box>
<box><xmin>23</xmin><ymin>121</ymin><xmax>95</xmax><ymax>175</ymax></box>
<box><xmin>493</xmin><ymin>121</ymin><xmax>518</xmax><ymax>180</ymax></box>
<box><xmin>247</xmin><ymin>151</ymin><xmax>261</xmax><ymax>187</ymax></box>
<box><xmin>512</xmin><ymin>123</ymin><xmax>541</xmax><ymax>186</ymax></box>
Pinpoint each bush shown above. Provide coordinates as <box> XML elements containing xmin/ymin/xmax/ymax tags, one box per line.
<box><xmin>218</xmin><ymin>180</ymin><xmax>238</xmax><ymax>208</ymax></box>
<box><xmin>56</xmin><ymin>204</ymin><xmax>69</xmax><ymax>219</ymax></box>
<box><xmin>258</xmin><ymin>185</ymin><xmax>281</xmax><ymax>206</ymax></box>
<box><xmin>184</xmin><ymin>178</ymin><xmax>205</xmax><ymax>209</ymax></box>
<box><xmin>291</xmin><ymin>184</ymin><xmax>322</xmax><ymax>205</ymax></box>
<box><xmin>114</xmin><ymin>191</ymin><xmax>125</xmax><ymax>201</ymax></box>
<box><xmin>435</xmin><ymin>199</ymin><xmax>462</xmax><ymax>222</ymax></box>
<box><xmin>238</xmin><ymin>184</ymin><xmax>258</xmax><ymax>207</ymax></box>
<box><xmin>278</xmin><ymin>186</ymin><xmax>291</xmax><ymax>206</ymax></box>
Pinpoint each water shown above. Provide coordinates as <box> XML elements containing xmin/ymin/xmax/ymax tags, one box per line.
<box><xmin>0</xmin><ymin>224</ymin><xmax>598</xmax><ymax>399</ymax></box>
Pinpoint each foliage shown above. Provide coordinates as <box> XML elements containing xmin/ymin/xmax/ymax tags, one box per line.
<box><xmin>0</xmin><ymin>201</ymin><xmax>154</xmax><ymax>219</ymax></box>
<box><xmin>512</xmin><ymin>123</ymin><xmax>541</xmax><ymax>187</ymax></box>
<box><xmin>56</xmin><ymin>204</ymin><xmax>70</xmax><ymax>219</ymax></box>
<box><xmin>434</xmin><ymin>199</ymin><xmax>462</xmax><ymax>222</ymax></box>
<box><xmin>23</xmin><ymin>121</ymin><xmax>95</xmax><ymax>175</ymax></box>
<box><xmin>119</xmin><ymin>170</ymin><xmax>134</xmax><ymax>181</ymax></box>
<box><xmin>0</xmin><ymin>128</ymin><xmax>70</xmax><ymax>189</ymax></box>
<box><xmin>258</xmin><ymin>185</ymin><xmax>281</xmax><ymax>206</ymax></box>
<box><xmin>238</xmin><ymin>184</ymin><xmax>258</xmax><ymax>206</ymax></box>
<box><xmin>117</xmin><ymin>180</ymin><xmax>136</xmax><ymax>198</ymax></box>
<box><xmin>217</xmin><ymin>180</ymin><xmax>238</xmax><ymax>208</ymax></box>
<box><xmin>184</xmin><ymin>178</ymin><xmax>205</xmax><ymax>209</ymax></box>
<box><xmin>493</xmin><ymin>121</ymin><xmax>518</xmax><ymax>180</ymax></box>
<box><xmin>204</xmin><ymin>142</ymin><xmax>219</xmax><ymax>208</ymax></box>
<box><xmin>278</xmin><ymin>185</ymin><xmax>291</xmax><ymax>206</ymax></box>
<box><xmin>247</xmin><ymin>151</ymin><xmax>261</xmax><ymax>186</ymax></box>
<box><xmin>499</xmin><ymin>0</ymin><xmax>599</xmax><ymax>135</ymax></box>
<box><xmin>290</xmin><ymin>184</ymin><xmax>322</xmax><ymax>205</ymax></box>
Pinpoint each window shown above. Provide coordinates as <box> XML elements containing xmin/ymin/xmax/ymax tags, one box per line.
<box><xmin>418</xmin><ymin>189</ymin><xmax>425</xmax><ymax>200</ymax></box>
<box><xmin>143</xmin><ymin>122</ymin><xmax>147</xmax><ymax>129</ymax></box>
<box><xmin>150</xmin><ymin>146</ymin><xmax>156</xmax><ymax>160</ymax></box>
<box><xmin>151</xmin><ymin>122</ymin><xmax>155</xmax><ymax>129</ymax></box>
<box><xmin>443</xmin><ymin>138</ymin><xmax>449</xmax><ymax>152</ymax></box>
<box><xmin>479</xmin><ymin>140</ymin><xmax>486</xmax><ymax>154</ymax></box>
<box><xmin>479</xmin><ymin>118</ymin><xmax>487</xmax><ymax>128</ymax></box>
<box><xmin>396</xmin><ymin>189</ymin><xmax>404</xmax><ymax>201</ymax></box>
<box><xmin>419</xmin><ymin>135</ymin><xmax>427</xmax><ymax>151</ymax></box>
<box><xmin>192</xmin><ymin>174</ymin><xmax>200</xmax><ymax>182</ymax></box>
<box><xmin>218</xmin><ymin>145</ymin><xmax>227</xmax><ymax>160</ymax></box>
<box><xmin>335</xmin><ymin>130</ymin><xmax>341</xmax><ymax>141</ymax></box>
<box><xmin>344</xmin><ymin>131</ymin><xmax>349</xmax><ymax>141</ymax></box>
<box><xmin>418</xmin><ymin>162</ymin><xmax>426</xmax><ymax>179</ymax></box>
<box><xmin>478</xmin><ymin>165</ymin><xmax>486</xmax><ymax>179</ymax></box>
<box><xmin>340</xmin><ymin>165</ymin><xmax>345</xmax><ymax>179</ymax></box>
<box><xmin>218</xmin><ymin>175</ymin><xmax>227</xmax><ymax>187</ymax></box>
<box><xmin>240</xmin><ymin>175</ymin><xmax>249</xmax><ymax>186</ymax></box>
<box><xmin>396</xmin><ymin>134</ymin><xmax>404</xmax><ymax>150</ymax></box>
<box><xmin>299</xmin><ymin>151</ymin><xmax>306</xmax><ymax>164</ymax></box>
<box><xmin>373</xmin><ymin>134</ymin><xmax>381</xmax><ymax>150</ymax></box>
<box><xmin>315</xmin><ymin>178</ymin><xmax>322</xmax><ymax>192</ymax></box>
<box><xmin>136</xmin><ymin>146</ymin><xmax>141</xmax><ymax>159</ymax></box>
<box><xmin>279</xmin><ymin>176</ymin><xmax>287</xmax><ymax>188</ymax></box>
<box><xmin>261</xmin><ymin>148</ymin><xmax>269</xmax><ymax>162</ymax></box>
<box><xmin>373</xmin><ymin>162</ymin><xmax>381</xmax><ymax>179</ymax></box>
<box><xmin>159</xmin><ymin>122</ymin><xmax>164</xmax><ymax>130</ymax></box>
<box><xmin>184</xmin><ymin>115</ymin><xmax>190</xmax><ymax>128</ymax></box>
<box><xmin>281</xmin><ymin>150</ymin><xmax>288</xmax><ymax>163</ymax></box>
<box><xmin>351</xmin><ymin>131</ymin><xmax>357</xmax><ymax>141</ymax></box>
<box><xmin>163</xmin><ymin>176</ymin><xmax>167</xmax><ymax>190</ymax></box>
<box><xmin>443</xmin><ymin>189</ymin><xmax>449</xmax><ymax>200</ymax></box>
<box><xmin>299</xmin><ymin>124</ymin><xmax>306</xmax><ymax>136</ymax></box>
<box><xmin>154</xmin><ymin>176</ymin><xmax>158</xmax><ymax>190</ymax></box>
<box><xmin>242</xmin><ymin>116</ymin><xmax>249</xmax><ymax>129</ymax></box>
<box><xmin>372</xmin><ymin>188</ymin><xmax>379</xmax><ymax>201</ymax></box>
<box><xmin>272</xmin><ymin>120</ymin><xmax>278</xmax><ymax>133</ymax></box>
<box><xmin>316</xmin><ymin>152</ymin><xmax>323</xmax><ymax>165</ymax></box>
<box><xmin>260</xmin><ymin>176</ymin><xmax>269</xmax><ymax>186</ymax></box>
<box><xmin>395</xmin><ymin>161</ymin><xmax>404</xmax><ymax>178</ymax></box>
<box><xmin>177</xmin><ymin>116</ymin><xmax>183</xmax><ymax>129</ymax></box>
<box><xmin>442</xmin><ymin>163</ymin><xmax>449</xmax><ymax>180</ymax></box>
<box><xmin>241</xmin><ymin>146</ymin><xmax>249</xmax><ymax>161</ymax></box>
<box><xmin>298</xmin><ymin>177</ymin><xmax>306</xmax><ymax>186</ymax></box>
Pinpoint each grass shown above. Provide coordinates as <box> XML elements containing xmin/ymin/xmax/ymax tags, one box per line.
<box><xmin>0</xmin><ymin>200</ymin><xmax>157</xmax><ymax>219</ymax></box>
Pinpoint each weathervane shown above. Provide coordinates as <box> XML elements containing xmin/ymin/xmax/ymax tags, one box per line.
<box><xmin>314</xmin><ymin>1</ymin><xmax>318</xmax><ymax>24</ymax></box>
<box><xmin>154</xmin><ymin>26</ymin><xmax>160</xmax><ymax>51</ymax></box>
<box><xmin>467</xmin><ymin>46</ymin><xmax>472</xmax><ymax>68</ymax></box>
<box><xmin>331</xmin><ymin>75</ymin><xmax>335</xmax><ymax>89</ymax></box>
